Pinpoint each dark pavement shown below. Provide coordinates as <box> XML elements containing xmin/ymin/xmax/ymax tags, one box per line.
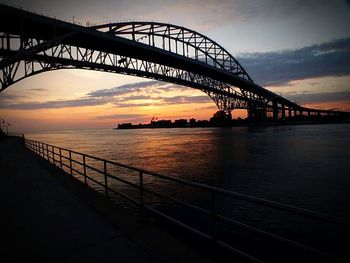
<box><xmin>0</xmin><ymin>137</ymin><xmax>212</xmax><ymax>263</ymax></box>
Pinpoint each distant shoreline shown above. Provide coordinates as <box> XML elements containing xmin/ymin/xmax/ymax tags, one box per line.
<box><xmin>114</xmin><ymin>118</ymin><xmax>350</xmax><ymax>130</ymax></box>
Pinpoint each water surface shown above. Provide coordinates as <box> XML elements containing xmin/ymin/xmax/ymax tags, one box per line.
<box><xmin>26</xmin><ymin>123</ymin><xmax>350</xmax><ymax>218</ymax></box>
<box><xmin>26</xmin><ymin>124</ymin><xmax>350</xmax><ymax>261</ymax></box>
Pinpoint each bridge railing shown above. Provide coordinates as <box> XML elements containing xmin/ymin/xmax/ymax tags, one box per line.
<box><xmin>24</xmin><ymin>138</ymin><xmax>349</xmax><ymax>262</ymax></box>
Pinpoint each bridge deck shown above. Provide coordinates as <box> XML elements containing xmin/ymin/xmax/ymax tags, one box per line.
<box><xmin>1</xmin><ymin>4</ymin><xmax>348</xmax><ymax>117</ymax></box>
<box><xmin>0</xmin><ymin>137</ymin><xmax>213</xmax><ymax>263</ymax></box>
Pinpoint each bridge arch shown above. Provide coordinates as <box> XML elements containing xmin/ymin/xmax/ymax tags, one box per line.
<box><xmin>93</xmin><ymin>22</ymin><xmax>253</xmax><ymax>82</ymax></box>
<box><xmin>1</xmin><ymin>4</ymin><xmax>344</xmax><ymax>120</ymax></box>
<box><xmin>0</xmin><ymin>21</ymin><xmax>258</xmax><ymax>113</ymax></box>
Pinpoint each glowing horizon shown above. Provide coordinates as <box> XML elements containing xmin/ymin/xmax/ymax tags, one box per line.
<box><xmin>0</xmin><ymin>0</ymin><xmax>350</xmax><ymax>133</ymax></box>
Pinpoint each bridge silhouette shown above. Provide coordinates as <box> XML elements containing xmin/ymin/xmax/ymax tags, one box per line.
<box><xmin>0</xmin><ymin>4</ymin><xmax>348</xmax><ymax>120</ymax></box>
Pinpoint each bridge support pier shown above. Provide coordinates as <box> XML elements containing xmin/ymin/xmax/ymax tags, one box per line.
<box><xmin>247</xmin><ymin>106</ymin><xmax>267</xmax><ymax>122</ymax></box>
<box><xmin>273</xmin><ymin>101</ymin><xmax>278</xmax><ymax>121</ymax></box>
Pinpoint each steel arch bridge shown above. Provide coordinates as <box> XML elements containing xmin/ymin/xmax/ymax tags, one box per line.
<box><xmin>0</xmin><ymin>4</ymin><xmax>346</xmax><ymax>120</ymax></box>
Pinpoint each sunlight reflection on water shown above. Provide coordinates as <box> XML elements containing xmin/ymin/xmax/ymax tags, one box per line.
<box><xmin>26</xmin><ymin>124</ymin><xmax>350</xmax><ymax>218</ymax></box>
<box><xmin>25</xmin><ymin>124</ymin><xmax>350</xmax><ymax>261</ymax></box>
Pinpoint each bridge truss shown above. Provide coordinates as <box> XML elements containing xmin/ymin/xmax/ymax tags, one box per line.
<box><xmin>0</xmin><ymin>4</ymin><xmax>346</xmax><ymax>120</ymax></box>
<box><xmin>0</xmin><ymin>31</ymin><xmax>254</xmax><ymax>112</ymax></box>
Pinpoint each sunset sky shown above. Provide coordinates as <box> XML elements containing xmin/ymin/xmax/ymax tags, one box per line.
<box><xmin>0</xmin><ymin>0</ymin><xmax>350</xmax><ymax>132</ymax></box>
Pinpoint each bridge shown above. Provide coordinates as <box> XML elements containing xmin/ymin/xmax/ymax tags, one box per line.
<box><xmin>0</xmin><ymin>4</ymin><xmax>348</xmax><ymax>120</ymax></box>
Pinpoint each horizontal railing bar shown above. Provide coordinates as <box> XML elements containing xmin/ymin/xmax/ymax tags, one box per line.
<box><xmin>71</xmin><ymin>166</ymin><xmax>84</xmax><ymax>176</ymax></box>
<box><xmin>23</xmin><ymin>138</ymin><xmax>350</xmax><ymax>226</ymax></box>
<box><xmin>113</xmin><ymin>166</ymin><xmax>350</xmax><ymax>227</ymax></box>
<box><xmin>216</xmin><ymin>190</ymin><xmax>350</xmax><ymax>226</ymax></box>
<box><xmin>53</xmin><ymin>145</ymin><xmax>106</xmax><ymax>162</ymax></box>
<box><xmin>143</xmin><ymin>186</ymin><xmax>212</xmax><ymax>216</ymax></box>
<box><xmin>107</xmin><ymin>173</ymin><xmax>140</xmax><ymax>189</ymax></box>
<box><xmin>60</xmin><ymin>155</ymin><xmax>70</xmax><ymax>161</ymax></box>
<box><xmin>85</xmin><ymin>175</ymin><xmax>105</xmax><ymax>188</ymax></box>
<box><xmin>59</xmin><ymin>161</ymin><xmax>105</xmax><ymax>189</ymax></box>
<box><xmin>20</xmin><ymin>139</ymin><xmax>267</xmax><ymax>263</ymax></box>
<box><xmin>71</xmin><ymin>158</ymin><xmax>84</xmax><ymax>166</ymax></box>
<box><xmin>144</xmin><ymin>205</ymin><xmax>262</xmax><ymax>263</ymax></box>
<box><xmin>26</xmin><ymin>140</ymin><xmax>116</xmax><ymax>198</ymax></box>
<box><xmin>145</xmin><ymin>205</ymin><xmax>212</xmax><ymax>240</ymax></box>
<box><xmin>61</xmin><ymin>162</ymin><xmax>70</xmax><ymax>170</ymax></box>
<box><xmin>106</xmin><ymin>159</ymin><xmax>147</xmax><ymax>172</ymax></box>
<box><xmin>216</xmin><ymin>240</ymin><xmax>263</xmax><ymax>263</ymax></box>
<box><xmin>85</xmin><ymin>163</ymin><xmax>104</xmax><ymax>175</ymax></box>
<box><xmin>216</xmin><ymin>214</ymin><xmax>342</xmax><ymax>262</ymax></box>
<box><xmin>25</xmin><ymin>139</ymin><xmax>93</xmax><ymax>160</ymax></box>
<box><xmin>143</xmin><ymin>172</ymin><xmax>350</xmax><ymax>226</ymax></box>
<box><xmin>108</xmin><ymin>187</ymin><xmax>140</xmax><ymax>206</ymax></box>
<box><xmin>23</xmin><ymin>138</ymin><xmax>350</xmax><ymax>261</ymax></box>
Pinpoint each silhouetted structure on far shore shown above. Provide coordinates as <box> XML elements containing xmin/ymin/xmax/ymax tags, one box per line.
<box><xmin>115</xmin><ymin>111</ymin><xmax>350</xmax><ymax>129</ymax></box>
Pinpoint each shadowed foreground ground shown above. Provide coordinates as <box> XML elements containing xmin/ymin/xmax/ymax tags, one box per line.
<box><xmin>0</xmin><ymin>136</ymin><xmax>217</xmax><ymax>263</ymax></box>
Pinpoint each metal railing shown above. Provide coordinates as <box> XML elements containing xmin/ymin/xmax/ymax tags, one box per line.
<box><xmin>24</xmin><ymin>138</ymin><xmax>349</xmax><ymax>263</ymax></box>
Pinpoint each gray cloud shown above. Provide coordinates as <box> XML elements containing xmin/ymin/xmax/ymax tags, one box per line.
<box><xmin>95</xmin><ymin>113</ymin><xmax>147</xmax><ymax>120</ymax></box>
<box><xmin>0</xmin><ymin>80</ymin><xmax>204</xmax><ymax>110</ymax></box>
<box><xmin>29</xmin><ymin>88</ymin><xmax>48</xmax><ymax>92</ymax></box>
<box><xmin>2</xmin><ymin>37</ymin><xmax>350</xmax><ymax>110</ymax></box>
<box><xmin>0</xmin><ymin>93</ymin><xmax>28</xmax><ymax>102</ymax></box>
<box><xmin>286</xmin><ymin>91</ymin><xmax>350</xmax><ymax>104</ymax></box>
<box><xmin>0</xmin><ymin>97</ymin><xmax>105</xmax><ymax>110</ymax></box>
<box><xmin>112</xmin><ymin>102</ymin><xmax>163</xmax><ymax>108</ymax></box>
<box><xmin>238</xmin><ymin>38</ymin><xmax>350</xmax><ymax>86</ymax></box>
<box><xmin>86</xmin><ymin>80</ymin><xmax>162</xmax><ymax>97</ymax></box>
<box><xmin>161</xmin><ymin>95</ymin><xmax>210</xmax><ymax>104</ymax></box>
<box><xmin>122</xmin><ymin>95</ymin><xmax>153</xmax><ymax>101</ymax></box>
<box><xmin>5</xmin><ymin>0</ymin><xmax>349</xmax><ymax>34</ymax></box>
<box><xmin>111</xmin><ymin>95</ymin><xmax>210</xmax><ymax>108</ymax></box>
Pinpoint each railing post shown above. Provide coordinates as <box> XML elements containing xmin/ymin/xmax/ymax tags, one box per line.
<box><xmin>46</xmin><ymin>144</ymin><xmax>48</xmax><ymax>159</ymax></box>
<box><xmin>69</xmin><ymin>151</ymin><xmax>72</xmax><ymax>176</ymax></box>
<box><xmin>83</xmin><ymin>155</ymin><xmax>87</xmax><ymax>184</ymax></box>
<box><xmin>52</xmin><ymin>145</ymin><xmax>55</xmax><ymax>166</ymax></box>
<box><xmin>59</xmin><ymin>148</ymin><xmax>62</xmax><ymax>169</ymax></box>
<box><xmin>139</xmin><ymin>171</ymin><xmax>145</xmax><ymax>220</ymax></box>
<box><xmin>211</xmin><ymin>191</ymin><xmax>218</xmax><ymax>243</ymax></box>
<box><xmin>104</xmin><ymin>160</ymin><xmax>108</xmax><ymax>199</ymax></box>
<box><xmin>46</xmin><ymin>144</ymin><xmax>49</xmax><ymax>162</ymax></box>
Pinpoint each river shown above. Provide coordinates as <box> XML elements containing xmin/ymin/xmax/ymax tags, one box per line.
<box><xmin>26</xmin><ymin>123</ymin><xmax>350</xmax><ymax>261</ymax></box>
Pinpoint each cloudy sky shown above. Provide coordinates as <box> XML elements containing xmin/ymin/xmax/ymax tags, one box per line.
<box><xmin>0</xmin><ymin>0</ymin><xmax>350</xmax><ymax>132</ymax></box>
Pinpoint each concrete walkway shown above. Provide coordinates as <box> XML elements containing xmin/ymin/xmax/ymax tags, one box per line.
<box><xmin>0</xmin><ymin>137</ymin><xmax>213</xmax><ymax>263</ymax></box>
